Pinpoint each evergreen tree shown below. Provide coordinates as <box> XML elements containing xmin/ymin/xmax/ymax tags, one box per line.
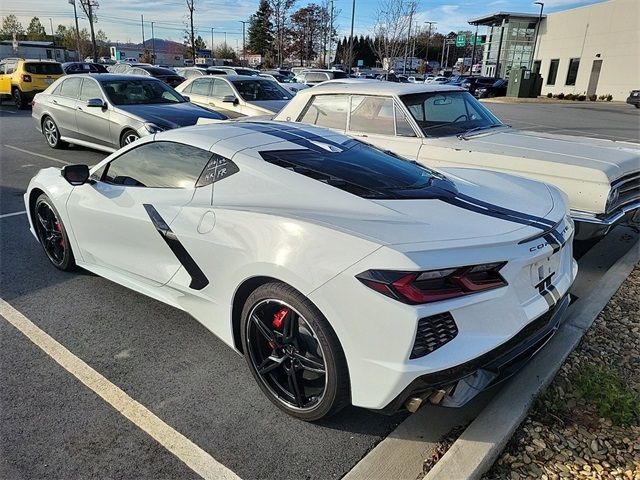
<box><xmin>26</xmin><ymin>17</ymin><xmax>47</xmax><ymax>41</ymax></box>
<box><xmin>248</xmin><ymin>0</ymin><xmax>273</xmax><ymax>57</ymax></box>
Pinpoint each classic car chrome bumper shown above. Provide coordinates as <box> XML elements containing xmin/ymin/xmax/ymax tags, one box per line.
<box><xmin>572</xmin><ymin>201</ymin><xmax>640</xmax><ymax>240</ymax></box>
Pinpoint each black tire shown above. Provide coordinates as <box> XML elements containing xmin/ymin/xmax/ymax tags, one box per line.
<box><xmin>635</xmin><ymin>104</ymin><xmax>640</xmax><ymax>109</ymax></box>
<box><xmin>41</xmin><ymin>116</ymin><xmax>68</xmax><ymax>149</ymax></box>
<box><xmin>13</xmin><ymin>87</ymin><xmax>28</xmax><ymax>109</ymax></box>
<box><xmin>33</xmin><ymin>194</ymin><xmax>76</xmax><ymax>271</ymax></box>
<box><xmin>241</xmin><ymin>282</ymin><xmax>350</xmax><ymax>421</ymax></box>
<box><xmin>120</xmin><ymin>129</ymin><xmax>140</xmax><ymax>147</ymax></box>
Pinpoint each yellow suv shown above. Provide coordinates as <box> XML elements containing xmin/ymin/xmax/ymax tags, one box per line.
<box><xmin>0</xmin><ymin>58</ymin><xmax>65</xmax><ymax>109</ymax></box>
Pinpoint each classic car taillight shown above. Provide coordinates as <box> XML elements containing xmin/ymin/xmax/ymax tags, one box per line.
<box><xmin>356</xmin><ymin>263</ymin><xmax>507</xmax><ymax>304</ymax></box>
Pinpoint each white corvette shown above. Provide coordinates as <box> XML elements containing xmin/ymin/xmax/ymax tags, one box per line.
<box><xmin>25</xmin><ymin>121</ymin><xmax>577</xmax><ymax>421</ymax></box>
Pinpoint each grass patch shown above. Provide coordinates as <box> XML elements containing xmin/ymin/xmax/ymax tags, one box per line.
<box><xmin>573</xmin><ymin>364</ymin><xmax>640</xmax><ymax>426</ymax></box>
<box><xmin>533</xmin><ymin>385</ymin><xmax>567</xmax><ymax>418</ymax></box>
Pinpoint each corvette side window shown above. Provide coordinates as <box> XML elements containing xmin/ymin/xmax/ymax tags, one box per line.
<box><xmin>102</xmin><ymin>141</ymin><xmax>213</xmax><ymax>188</ymax></box>
<box><xmin>300</xmin><ymin>95</ymin><xmax>349</xmax><ymax>130</ymax></box>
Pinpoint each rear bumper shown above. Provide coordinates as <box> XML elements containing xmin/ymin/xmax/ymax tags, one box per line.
<box><xmin>379</xmin><ymin>294</ymin><xmax>570</xmax><ymax>414</ymax></box>
<box><xmin>572</xmin><ymin>201</ymin><xmax>640</xmax><ymax>240</ymax></box>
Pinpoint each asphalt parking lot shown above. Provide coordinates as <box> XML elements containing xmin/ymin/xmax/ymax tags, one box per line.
<box><xmin>0</xmin><ymin>101</ymin><xmax>638</xmax><ymax>480</ymax></box>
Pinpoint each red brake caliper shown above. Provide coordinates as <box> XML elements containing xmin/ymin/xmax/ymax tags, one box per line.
<box><xmin>269</xmin><ymin>307</ymin><xmax>289</xmax><ymax>350</ymax></box>
<box><xmin>54</xmin><ymin>222</ymin><xmax>64</xmax><ymax>247</ymax></box>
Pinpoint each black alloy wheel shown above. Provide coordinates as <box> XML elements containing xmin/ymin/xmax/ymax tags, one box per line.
<box><xmin>34</xmin><ymin>194</ymin><xmax>76</xmax><ymax>270</ymax></box>
<box><xmin>241</xmin><ymin>282</ymin><xmax>350</xmax><ymax>421</ymax></box>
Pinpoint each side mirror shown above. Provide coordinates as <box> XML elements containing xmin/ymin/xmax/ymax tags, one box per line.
<box><xmin>86</xmin><ymin>98</ymin><xmax>105</xmax><ymax>108</ymax></box>
<box><xmin>61</xmin><ymin>164</ymin><xmax>90</xmax><ymax>186</ymax></box>
<box><xmin>182</xmin><ymin>95</ymin><xmax>190</xmax><ymax>102</ymax></box>
<box><xmin>222</xmin><ymin>94</ymin><xmax>237</xmax><ymax>104</ymax></box>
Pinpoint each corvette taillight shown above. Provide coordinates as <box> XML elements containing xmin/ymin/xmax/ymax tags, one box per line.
<box><xmin>356</xmin><ymin>262</ymin><xmax>507</xmax><ymax>304</ymax></box>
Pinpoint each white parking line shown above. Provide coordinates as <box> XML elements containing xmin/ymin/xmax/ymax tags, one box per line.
<box><xmin>4</xmin><ymin>145</ymin><xmax>71</xmax><ymax>165</ymax></box>
<box><xmin>0</xmin><ymin>211</ymin><xmax>26</xmax><ymax>219</ymax></box>
<box><xmin>0</xmin><ymin>298</ymin><xmax>241</xmax><ymax>480</ymax></box>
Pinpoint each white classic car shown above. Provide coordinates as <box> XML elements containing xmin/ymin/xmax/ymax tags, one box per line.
<box><xmin>273</xmin><ymin>82</ymin><xmax>640</xmax><ymax>240</ymax></box>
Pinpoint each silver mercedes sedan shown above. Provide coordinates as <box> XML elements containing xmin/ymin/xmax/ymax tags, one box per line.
<box><xmin>32</xmin><ymin>74</ymin><xmax>227</xmax><ymax>152</ymax></box>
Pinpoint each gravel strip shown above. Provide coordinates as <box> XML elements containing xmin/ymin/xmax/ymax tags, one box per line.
<box><xmin>483</xmin><ymin>266</ymin><xmax>640</xmax><ymax>480</ymax></box>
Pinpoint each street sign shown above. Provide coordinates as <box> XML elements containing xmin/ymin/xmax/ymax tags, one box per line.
<box><xmin>456</xmin><ymin>35</ymin><xmax>466</xmax><ymax>47</ymax></box>
<box><xmin>357</xmin><ymin>59</ymin><xmax>363</xmax><ymax>67</ymax></box>
<box><xmin>470</xmin><ymin>35</ymin><xmax>484</xmax><ymax>46</ymax></box>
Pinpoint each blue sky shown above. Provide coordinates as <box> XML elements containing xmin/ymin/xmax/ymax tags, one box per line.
<box><xmin>1</xmin><ymin>0</ymin><xmax>606</xmax><ymax>47</ymax></box>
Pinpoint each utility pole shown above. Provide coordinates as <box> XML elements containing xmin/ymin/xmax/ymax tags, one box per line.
<box><xmin>424</xmin><ymin>21</ymin><xmax>436</xmax><ymax>73</ymax></box>
<box><xmin>151</xmin><ymin>21</ymin><xmax>155</xmax><ymax>64</ymax></box>
<box><xmin>347</xmin><ymin>0</ymin><xmax>356</xmax><ymax>73</ymax></box>
<box><xmin>238</xmin><ymin>20</ymin><xmax>248</xmax><ymax>65</ymax></box>
<box><xmin>402</xmin><ymin>3</ymin><xmax>415</xmax><ymax>75</ymax></box>
<box><xmin>305</xmin><ymin>13</ymin><xmax>310</xmax><ymax>67</ymax></box>
<box><xmin>328</xmin><ymin>0</ymin><xmax>334</xmax><ymax>68</ymax></box>
<box><xmin>141</xmin><ymin>14</ymin><xmax>145</xmax><ymax>53</ymax></box>
<box><xmin>68</xmin><ymin>0</ymin><xmax>81</xmax><ymax>60</ymax></box>
<box><xmin>79</xmin><ymin>0</ymin><xmax>99</xmax><ymax>63</ymax></box>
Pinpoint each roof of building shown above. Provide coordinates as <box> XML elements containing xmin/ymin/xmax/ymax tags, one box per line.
<box><xmin>468</xmin><ymin>11</ymin><xmax>546</xmax><ymax>26</ymax></box>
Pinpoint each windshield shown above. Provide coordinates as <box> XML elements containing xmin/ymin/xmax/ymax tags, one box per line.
<box><xmin>25</xmin><ymin>62</ymin><xmax>64</xmax><ymax>75</ymax></box>
<box><xmin>401</xmin><ymin>91</ymin><xmax>502</xmax><ymax>137</ymax></box>
<box><xmin>100</xmin><ymin>79</ymin><xmax>186</xmax><ymax>105</ymax></box>
<box><xmin>231</xmin><ymin>79</ymin><xmax>292</xmax><ymax>101</ymax></box>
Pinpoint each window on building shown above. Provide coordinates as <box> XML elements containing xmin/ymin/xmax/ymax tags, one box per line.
<box><xmin>547</xmin><ymin>59</ymin><xmax>559</xmax><ymax>85</ymax></box>
<box><xmin>565</xmin><ymin>58</ymin><xmax>580</xmax><ymax>86</ymax></box>
<box><xmin>532</xmin><ymin>60</ymin><xmax>541</xmax><ymax>74</ymax></box>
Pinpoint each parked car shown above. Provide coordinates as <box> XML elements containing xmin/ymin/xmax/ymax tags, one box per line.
<box><xmin>216</xmin><ymin>66</ymin><xmax>260</xmax><ymax>76</ymax></box>
<box><xmin>127</xmin><ymin>65</ymin><xmax>185</xmax><ymax>88</ymax></box>
<box><xmin>175</xmin><ymin>75</ymin><xmax>292</xmax><ymax>118</ymax></box>
<box><xmin>32</xmin><ymin>74</ymin><xmax>227</xmax><ymax>152</ymax></box>
<box><xmin>259</xmin><ymin>73</ymin><xmax>309</xmax><ymax>95</ymax></box>
<box><xmin>0</xmin><ymin>58</ymin><xmax>65</xmax><ymax>109</ymax></box>
<box><xmin>25</xmin><ymin>120</ymin><xmax>576</xmax><ymax>420</ymax></box>
<box><xmin>175</xmin><ymin>66</ymin><xmax>227</xmax><ymax>79</ymax></box>
<box><xmin>62</xmin><ymin>62</ymin><xmax>109</xmax><ymax>74</ymax></box>
<box><xmin>297</xmin><ymin>69</ymin><xmax>349</xmax><ymax>85</ymax></box>
<box><xmin>108</xmin><ymin>62</ymin><xmax>151</xmax><ymax>74</ymax></box>
<box><xmin>473</xmin><ymin>79</ymin><xmax>508</xmax><ymax>99</ymax></box>
<box><xmin>461</xmin><ymin>76</ymin><xmax>498</xmax><ymax>95</ymax></box>
<box><xmin>425</xmin><ymin>76</ymin><xmax>449</xmax><ymax>85</ymax></box>
<box><xmin>626</xmin><ymin>89</ymin><xmax>639</xmax><ymax>108</ymax></box>
<box><xmin>273</xmin><ymin>82</ymin><xmax>640</xmax><ymax>241</ymax></box>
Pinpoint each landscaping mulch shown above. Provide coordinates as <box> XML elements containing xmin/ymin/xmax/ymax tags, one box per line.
<box><xmin>484</xmin><ymin>265</ymin><xmax>640</xmax><ymax>480</ymax></box>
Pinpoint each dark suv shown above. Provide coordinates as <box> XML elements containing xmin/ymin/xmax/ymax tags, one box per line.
<box><xmin>461</xmin><ymin>76</ymin><xmax>498</xmax><ymax>95</ymax></box>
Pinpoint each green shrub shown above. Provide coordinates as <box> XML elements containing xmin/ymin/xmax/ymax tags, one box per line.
<box><xmin>557</xmin><ymin>93</ymin><xmax>565</xmax><ymax>99</ymax></box>
<box><xmin>589</xmin><ymin>94</ymin><xmax>597</xmax><ymax>101</ymax></box>
<box><xmin>574</xmin><ymin>364</ymin><xmax>640</xmax><ymax>426</ymax></box>
<box><xmin>565</xmin><ymin>93</ymin><xmax>575</xmax><ymax>100</ymax></box>
<box><xmin>606</xmin><ymin>94</ymin><xmax>613</xmax><ymax>101</ymax></box>
<box><xmin>577</xmin><ymin>95</ymin><xmax>586</xmax><ymax>101</ymax></box>
<box><xmin>547</xmin><ymin>92</ymin><xmax>553</xmax><ymax>98</ymax></box>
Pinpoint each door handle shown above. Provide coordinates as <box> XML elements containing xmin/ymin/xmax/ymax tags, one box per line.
<box><xmin>52</xmin><ymin>99</ymin><xmax>58</xmax><ymax>104</ymax></box>
<box><xmin>77</xmin><ymin>106</ymin><xmax>83</xmax><ymax>111</ymax></box>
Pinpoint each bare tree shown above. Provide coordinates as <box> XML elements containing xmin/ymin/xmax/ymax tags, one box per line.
<box><xmin>79</xmin><ymin>0</ymin><xmax>99</xmax><ymax>61</ymax></box>
<box><xmin>185</xmin><ymin>0</ymin><xmax>196</xmax><ymax>60</ymax></box>
<box><xmin>371</xmin><ymin>0</ymin><xmax>414</xmax><ymax>73</ymax></box>
<box><xmin>268</xmin><ymin>0</ymin><xmax>295</xmax><ymax>66</ymax></box>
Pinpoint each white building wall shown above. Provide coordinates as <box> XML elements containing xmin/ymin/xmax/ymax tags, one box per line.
<box><xmin>534</xmin><ymin>0</ymin><xmax>639</xmax><ymax>100</ymax></box>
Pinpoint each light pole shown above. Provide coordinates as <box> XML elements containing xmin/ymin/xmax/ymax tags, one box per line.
<box><xmin>68</xmin><ymin>0</ymin><xmax>81</xmax><ymax>60</ymax></box>
<box><xmin>239</xmin><ymin>20</ymin><xmax>248</xmax><ymax>65</ymax></box>
<box><xmin>151</xmin><ymin>21</ymin><xmax>155</xmax><ymax>64</ymax></box>
<box><xmin>424</xmin><ymin>21</ymin><xmax>436</xmax><ymax>73</ymax></box>
<box><xmin>347</xmin><ymin>0</ymin><xmax>356</xmax><ymax>73</ymax></box>
<box><xmin>530</xmin><ymin>1</ymin><xmax>544</xmax><ymax>71</ymax></box>
<box><xmin>211</xmin><ymin>27</ymin><xmax>216</xmax><ymax>60</ymax></box>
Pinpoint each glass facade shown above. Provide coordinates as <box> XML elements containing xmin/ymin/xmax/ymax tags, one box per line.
<box><xmin>479</xmin><ymin>16</ymin><xmax>539</xmax><ymax>79</ymax></box>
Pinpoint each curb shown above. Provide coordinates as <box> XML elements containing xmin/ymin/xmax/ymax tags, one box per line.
<box><xmin>423</xmin><ymin>241</ymin><xmax>640</xmax><ymax>480</ymax></box>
